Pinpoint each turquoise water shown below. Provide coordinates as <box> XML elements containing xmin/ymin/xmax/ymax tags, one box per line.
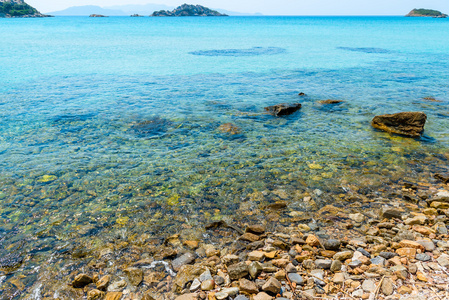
<box><xmin>1</xmin><ymin>16</ymin><xmax>449</xmax><ymax>298</ymax></box>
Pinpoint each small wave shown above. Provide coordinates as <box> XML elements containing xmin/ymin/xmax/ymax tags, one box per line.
<box><xmin>190</xmin><ymin>47</ymin><xmax>286</xmax><ymax>57</ymax></box>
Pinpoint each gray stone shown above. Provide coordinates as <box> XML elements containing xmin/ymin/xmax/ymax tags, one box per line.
<box><xmin>234</xmin><ymin>296</ymin><xmax>249</xmax><ymax>300</ymax></box>
<box><xmin>302</xmin><ymin>259</ymin><xmax>315</xmax><ymax>269</ymax></box>
<box><xmin>356</xmin><ymin>247</ymin><xmax>371</xmax><ymax>258</ymax></box>
<box><xmin>310</xmin><ymin>269</ymin><xmax>325</xmax><ymax>286</ymax></box>
<box><xmin>199</xmin><ymin>269</ymin><xmax>213</xmax><ymax>282</ymax></box>
<box><xmin>249</xmin><ymin>261</ymin><xmax>263</xmax><ymax>279</ymax></box>
<box><xmin>381</xmin><ymin>277</ymin><xmax>394</xmax><ymax>296</ymax></box>
<box><xmin>315</xmin><ymin>259</ymin><xmax>332</xmax><ymax>269</ymax></box>
<box><xmin>107</xmin><ymin>279</ymin><xmax>127</xmax><ymax>292</ymax></box>
<box><xmin>189</xmin><ymin>278</ymin><xmax>201</xmax><ymax>292</ymax></box>
<box><xmin>304</xmin><ymin>289</ymin><xmax>316</xmax><ymax>297</ymax></box>
<box><xmin>330</xmin><ymin>260</ymin><xmax>342</xmax><ymax>272</ymax></box>
<box><xmin>352</xmin><ymin>289</ymin><xmax>364</xmax><ymax>298</ymax></box>
<box><xmin>323</xmin><ymin>239</ymin><xmax>341</xmax><ymax>250</ymax></box>
<box><xmin>381</xmin><ymin>208</ymin><xmax>403</xmax><ymax>219</ymax></box>
<box><xmin>214</xmin><ymin>275</ymin><xmax>225</xmax><ymax>286</ymax></box>
<box><xmin>417</xmin><ymin>240</ymin><xmax>435</xmax><ymax>252</ymax></box>
<box><xmin>287</xmin><ymin>273</ymin><xmax>304</xmax><ymax>285</ymax></box>
<box><xmin>262</xmin><ymin>277</ymin><xmax>281</xmax><ymax>294</ymax></box>
<box><xmin>348</xmin><ymin>260</ymin><xmax>362</xmax><ymax>268</ymax></box>
<box><xmin>370</xmin><ymin>256</ymin><xmax>386</xmax><ymax>267</ymax></box>
<box><xmin>379</xmin><ymin>252</ymin><xmax>397</xmax><ymax>259</ymax></box>
<box><xmin>361</xmin><ymin>279</ymin><xmax>376</xmax><ymax>292</ymax></box>
<box><xmin>285</xmin><ymin>263</ymin><xmax>296</xmax><ymax>273</ymax></box>
<box><xmin>227</xmin><ymin>262</ymin><xmax>249</xmax><ymax>280</ymax></box>
<box><xmin>416</xmin><ymin>253</ymin><xmax>431</xmax><ymax>262</ymax></box>
<box><xmin>172</xmin><ymin>252</ymin><xmax>195</xmax><ymax>272</ymax></box>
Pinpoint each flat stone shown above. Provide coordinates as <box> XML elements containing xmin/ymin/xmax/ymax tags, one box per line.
<box><xmin>221</xmin><ymin>287</ymin><xmax>240</xmax><ymax>297</ymax></box>
<box><xmin>248</xmin><ymin>251</ymin><xmax>265</xmax><ymax>261</ymax></box>
<box><xmin>190</xmin><ymin>278</ymin><xmax>201</xmax><ymax>292</ymax></box>
<box><xmin>370</xmin><ymin>256</ymin><xmax>386</xmax><ymax>267</ymax></box>
<box><xmin>381</xmin><ymin>208</ymin><xmax>403</xmax><ymax>219</ymax></box>
<box><xmin>379</xmin><ymin>252</ymin><xmax>397</xmax><ymax>259</ymax></box>
<box><xmin>396</xmin><ymin>248</ymin><xmax>416</xmax><ymax>259</ymax></box>
<box><xmin>287</xmin><ymin>273</ymin><xmax>304</xmax><ymax>285</ymax></box>
<box><xmin>234</xmin><ymin>296</ymin><xmax>249</xmax><ymax>300</ymax></box>
<box><xmin>361</xmin><ymin>279</ymin><xmax>376</xmax><ymax>292</ymax></box>
<box><xmin>332</xmin><ymin>273</ymin><xmax>345</xmax><ymax>284</ymax></box>
<box><xmin>416</xmin><ymin>253</ymin><xmax>431</xmax><ymax>262</ymax></box>
<box><xmin>437</xmin><ymin>254</ymin><xmax>449</xmax><ymax>267</ymax></box>
<box><xmin>199</xmin><ymin>269</ymin><xmax>213</xmax><ymax>282</ymax></box>
<box><xmin>330</xmin><ymin>260</ymin><xmax>341</xmax><ymax>272</ymax></box>
<box><xmin>310</xmin><ymin>269</ymin><xmax>325</xmax><ymax>285</ymax></box>
<box><xmin>302</xmin><ymin>259</ymin><xmax>315</xmax><ymax>269</ymax></box>
<box><xmin>416</xmin><ymin>271</ymin><xmax>427</xmax><ymax>282</ymax></box>
<box><xmin>349</xmin><ymin>213</ymin><xmax>365</xmax><ymax>223</ymax></box>
<box><xmin>87</xmin><ymin>289</ymin><xmax>105</xmax><ymax>300</ymax></box>
<box><xmin>239</xmin><ymin>232</ymin><xmax>260</xmax><ymax>242</ymax></box>
<box><xmin>105</xmin><ymin>292</ymin><xmax>123</xmax><ymax>300</ymax></box>
<box><xmin>381</xmin><ymin>277</ymin><xmax>394</xmax><ymax>296</ymax></box>
<box><xmin>227</xmin><ymin>262</ymin><xmax>249</xmax><ymax>280</ymax></box>
<box><xmin>124</xmin><ymin>267</ymin><xmax>143</xmax><ymax>286</ymax></box>
<box><xmin>262</xmin><ymin>277</ymin><xmax>281</xmax><ymax>294</ymax></box>
<box><xmin>214</xmin><ymin>275</ymin><xmax>225</xmax><ymax>286</ymax></box>
<box><xmin>272</xmin><ymin>258</ymin><xmax>290</xmax><ymax>268</ymax></box>
<box><xmin>253</xmin><ymin>292</ymin><xmax>273</xmax><ymax>300</ymax></box>
<box><xmin>404</xmin><ymin>215</ymin><xmax>427</xmax><ymax>225</ymax></box>
<box><xmin>172</xmin><ymin>253</ymin><xmax>196</xmax><ymax>272</ymax></box>
<box><xmin>315</xmin><ymin>259</ymin><xmax>331</xmax><ymax>269</ymax></box>
<box><xmin>239</xmin><ymin>278</ymin><xmax>259</xmax><ymax>294</ymax></box>
<box><xmin>348</xmin><ymin>260</ymin><xmax>362</xmax><ymax>268</ymax></box>
<box><xmin>399</xmin><ymin>240</ymin><xmax>425</xmax><ymax>251</ymax></box>
<box><xmin>333</xmin><ymin>251</ymin><xmax>353</xmax><ymax>261</ymax></box>
<box><xmin>174</xmin><ymin>294</ymin><xmax>196</xmax><ymax>300</ymax></box>
<box><xmin>246</xmin><ymin>225</ymin><xmax>265</xmax><ymax>234</ymax></box>
<box><xmin>222</xmin><ymin>254</ymin><xmax>239</xmax><ymax>266</ymax></box>
<box><xmin>352</xmin><ymin>290</ymin><xmax>364</xmax><ymax>298</ymax></box>
<box><xmin>215</xmin><ymin>292</ymin><xmax>228</xmax><ymax>300</ymax></box>
<box><xmin>96</xmin><ymin>275</ymin><xmax>111</xmax><ymax>291</ymax></box>
<box><xmin>174</xmin><ymin>265</ymin><xmax>208</xmax><ymax>290</ymax></box>
<box><xmin>356</xmin><ymin>248</ymin><xmax>371</xmax><ymax>258</ymax></box>
<box><xmin>72</xmin><ymin>274</ymin><xmax>93</xmax><ymax>288</ymax></box>
<box><xmin>371</xmin><ymin>111</ymin><xmax>426</xmax><ymax>137</ymax></box>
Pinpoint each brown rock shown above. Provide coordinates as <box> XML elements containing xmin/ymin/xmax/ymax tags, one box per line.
<box><xmin>239</xmin><ymin>232</ymin><xmax>260</xmax><ymax>242</ymax></box>
<box><xmin>264</xmin><ymin>103</ymin><xmax>301</xmax><ymax>116</ymax></box>
<box><xmin>318</xmin><ymin>99</ymin><xmax>344</xmax><ymax>104</ymax></box>
<box><xmin>96</xmin><ymin>275</ymin><xmax>111</xmax><ymax>291</ymax></box>
<box><xmin>305</xmin><ymin>234</ymin><xmax>320</xmax><ymax>247</ymax></box>
<box><xmin>105</xmin><ymin>292</ymin><xmax>123</xmax><ymax>300</ymax></box>
<box><xmin>396</xmin><ymin>248</ymin><xmax>416</xmax><ymax>259</ymax></box>
<box><xmin>227</xmin><ymin>262</ymin><xmax>249</xmax><ymax>280</ymax></box>
<box><xmin>398</xmin><ymin>286</ymin><xmax>412</xmax><ymax>294</ymax></box>
<box><xmin>399</xmin><ymin>240</ymin><xmax>425</xmax><ymax>251</ymax></box>
<box><xmin>272</xmin><ymin>258</ymin><xmax>290</xmax><ymax>268</ymax></box>
<box><xmin>72</xmin><ymin>274</ymin><xmax>93</xmax><ymax>288</ymax></box>
<box><xmin>416</xmin><ymin>271</ymin><xmax>428</xmax><ymax>282</ymax></box>
<box><xmin>183</xmin><ymin>240</ymin><xmax>199</xmax><ymax>249</ymax></box>
<box><xmin>239</xmin><ymin>278</ymin><xmax>259</xmax><ymax>294</ymax></box>
<box><xmin>262</xmin><ymin>277</ymin><xmax>281</xmax><ymax>294</ymax></box>
<box><xmin>124</xmin><ymin>267</ymin><xmax>143</xmax><ymax>286</ymax></box>
<box><xmin>248</xmin><ymin>251</ymin><xmax>265</xmax><ymax>261</ymax></box>
<box><xmin>246</xmin><ymin>225</ymin><xmax>265</xmax><ymax>234</ymax></box>
<box><xmin>174</xmin><ymin>294</ymin><xmax>196</xmax><ymax>300</ymax></box>
<box><xmin>371</xmin><ymin>112</ymin><xmax>426</xmax><ymax>137</ymax></box>
<box><xmin>87</xmin><ymin>289</ymin><xmax>104</xmax><ymax>300</ymax></box>
<box><xmin>253</xmin><ymin>292</ymin><xmax>274</xmax><ymax>300</ymax></box>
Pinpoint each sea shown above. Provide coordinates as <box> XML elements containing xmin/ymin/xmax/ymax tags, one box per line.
<box><xmin>0</xmin><ymin>16</ymin><xmax>449</xmax><ymax>298</ymax></box>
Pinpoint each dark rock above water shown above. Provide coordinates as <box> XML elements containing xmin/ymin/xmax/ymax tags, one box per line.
<box><xmin>406</xmin><ymin>8</ymin><xmax>447</xmax><ymax>18</ymax></box>
<box><xmin>151</xmin><ymin>4</ymin><xmax>227</xmax><ymax>17</ymax></box>
<box><xmin>264</xmin><ymin>103</ymin><xmax>302</xmax><ymax>116</ymax></box>
<box><xmin>371</xmin><ymin>112</ymin><xmax>427</xmax><ymax>137</ymax></box>
<box><xmin>89</xmin><ymin>14</ymin><xmax>107</xmax><ymax>17</ymax></box>
<box><xmin>0</xmin><ymin>0</ymin><xmax>52</xmax><ymax>18</ymax></box>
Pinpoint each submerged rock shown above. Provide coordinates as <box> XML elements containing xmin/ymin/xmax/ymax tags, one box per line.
<box><xmin>264</xmin><ymin>103</ymin><xmax>301</xmax><ymax>116</ymax></box>
<box><xmin>0</xmin><ymin>253</ymin><xmax>23</xmax><ymax>273</ymax></box>
<box><xmin>318</xmin><ymin>100</ymin><xmax>344</xmax><ymax>104</ymax></box>
<box><xmin>218</xmin><ymin>123</ymin><xmax>241</xmax><ymax>135</ymax></box>
<box><xmin>371</xmin><ymin>112</ymin><xmax>427</xmax><ymax>137</ymax></box>
<box><xmin>72</xmin><ymin>273</ymin><xmax>93</xmax><ymax>288</ymax></box>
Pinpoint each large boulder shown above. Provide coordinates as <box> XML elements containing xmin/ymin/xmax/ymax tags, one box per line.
<box><xmin>264</xmin><ymin>103</ymin><xmax>301</xmax><ymax>116</ymax></box>
<box><xmin>371</xmin><ymin>112</ymin><xmax>426</xmax><ymax>137</ymax></box>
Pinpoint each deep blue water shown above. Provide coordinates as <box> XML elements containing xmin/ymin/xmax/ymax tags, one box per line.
<box><xmin>0</xmin><ymin>16</ymin><xmax>449</xmax><ymax>298</ymax></box>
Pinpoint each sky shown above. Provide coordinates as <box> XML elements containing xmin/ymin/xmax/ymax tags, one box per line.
<box><xmin>26</xmin><ymin>0</ymin><xmax>449</xmax><ymax>16</ymax></box>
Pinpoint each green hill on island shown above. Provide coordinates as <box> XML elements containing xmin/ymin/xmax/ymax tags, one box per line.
<box><xmin>406</xmin><ymin>8</ymin><xmax>447</xmax><ymax>18</ymax></box>
<box><xmin>151</xmin><ymin>4</ymin><xmax>227</xmax><ymax>16</ymax></box>
<box><xmin>0</xmin><ymin>0</ymin><xmax>50</xmax><ymax>17</ymax></box>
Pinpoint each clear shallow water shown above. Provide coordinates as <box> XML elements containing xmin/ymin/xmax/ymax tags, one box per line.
<box><xmin>1</xmin><ymin>16</ymin><xmax>449</xmax><ymax>298</ymax></box>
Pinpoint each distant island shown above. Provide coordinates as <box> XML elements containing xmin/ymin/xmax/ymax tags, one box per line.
<box><xmin>405</xmin><ymin>8</ymin><xmax>447</xmax><ymax>18</ymax></box>
<box><xmin>0</xmin><ymin>0</ymin><xmax>51</xmax><ymax>17</ymax></box>
<box><xmin>151</xmin><ymin>4</ymin><xmax>227</xmax><ymax>17</ymax></box>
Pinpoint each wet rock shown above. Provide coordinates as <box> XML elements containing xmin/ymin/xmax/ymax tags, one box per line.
<box><xmin>305</xmin><ymin>234</ymin><xmax>320</xmax><ymax>247</ymax></box>
<box><xmin>105</xmin><ymin>292</ymin><xmax>123</xmax><ymax>300</ymax></box>
<box><xmin>107</xmin><ymin>279</ymin><xmax>127</xmax><ymax>292</ymax></box>
<box><xmin>302</xmin><ymin>259</ymin><xmax>316</xmax><ymax>269</ymax></box>
<box><xmin>264</xmin><ymin>103</ymin><xmax>301</xmax><ymax>116</ymax></box>
<box><xmin>72</xmin><ymin>273</ymin><xmax>93</xmax><ymax>288</ymax></box>
<box><xmin>172</xmin><ymin>252</ymin><xmax>196</xmax><ymax>271</ymax></box>
<box><xmin>246</xmin><ymin>225</ymin><xmax>265</xmax><ymax>235</ymax></box>
<box><xmin>349</xmin><ymin>213</ymin><xmax>365</xmax><ymax>223</ymax></box>
<box><xmin>371</xmin><ymin>111</ymin><xmax>426</xmax><ymax>137</ymax></box>
<box><xmin>228</xmin><ymin>262</ymin><xmax>249</xmax><ymax>280</ymax></box>
<box><xmin>239</xmin><ymin>278</ymin><xmax>259</xmax><ymax>294</ymax></box>
<box><xmin>379</xmin><ymin>252</ymin><xmax>397</xmax><ymax>259</ymax></box>
<box><xmin>0</xmin><ymin>253</ymin><xmax>23</xmax><ymax>273</ymax></box>
<box><xmin>287</xmin><ymin>273</ymin><xmax>304</xmax><ymax>285</ymax></box>
<box><xmin>218</xmin><ymin>123</ymin><xmax>241</xmax><ymax>135</ymax></box>
<box><xmin>239</xmin><ymin>232</ymin><xmax>260</xmax><ymax>242</ymax></box>
<box><xmin>249</xmin><ymin>261</ymin><xmax>263</xmax><ymax>279</ymax></box>
<box><xmin>124</xmin><ymin>267</ymin><xmax>143</xmax><ymax>286</ymax></box>
<box><xmin>199</xmin><ymin>269</ymin><xmax>213</xmax><ymax>282</ymax></box>
<box><xmin>87</xmin><ymin>289</ymin><xmax>105</xmax><ymax>300</ymax></box>
<box><xmin>96</xmin><ymin>275</ymin><xmax>111</xmax><ymax>290</ymax></box>
<box><xmin>430</xmin><ymin>190</ymin><xmax>449</xmax><ymax>203</ymax></box>
<box><xmin>174</xmin><ymin>265</ymin><xmax>208</xmax><ymax>290</ymax></box>
<box><xmin>323</xmin><ymin>239</ymin><xmax>341</xmax><ymax>250</ymax></box>
<box><xmin>262</xmin><ymin>277</ymin><xmax>281</xmax><ymax>294</ymax></box>
<box><xmin>222</xmin><ymin>254</ymin><xmax>239</xmax><ymax>266</ymax></box>
<box><xmin>318</xmin><ymin>99</ymin><xmax>344</xmax><ymax>104</ymax></box>
<box><xmin>404</xmin><ymin>215</ymin><xmax>427</xmax><ymax>225</ymax></box>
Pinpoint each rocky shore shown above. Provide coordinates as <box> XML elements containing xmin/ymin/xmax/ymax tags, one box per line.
<box><xmin>59</xmin><ymin>174</ymin><xmax>449</xmax><ymax>300</ymax></box>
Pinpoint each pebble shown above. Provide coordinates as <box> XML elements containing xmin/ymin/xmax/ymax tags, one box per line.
<box><xmin>248</xmin><ymin>261</ymin><xmax>263</xmax><ymax>279</ymax></box>
<box><xmin>315</xmin><ymin>259</ymin><xmax>331</xmax><ymax>269</ymax></box>
<box><xmin>253</xmin><ymin>292</ymin><xmax>273</xmax><ymax>300</ymax></box>
<box><xmin>239</xmin><ymin>278</ymin><xmax>258</xmax><ymax>294</ymax></box>
<box><xmin>381</xmin><ymin>277</ymin><xmax>394</xmax><ymax>296</ymax></box>
<box><xmin>379</xmin><ymin>252</ymin><xmax>397</xmax><ymax>259</ymax></box>
<box><xmin>416</xmin><ymin>253</ymin><xmax>431</xmax><ymax>262</ymax></box>
<box><xmin>323</xmin><ymin>239</ymin><xmax>341</xmax><ymax>250</ymax></box>
<box><xmin>172</xmin><ymin>253</ymin><xmax>196</xmax><ymax>272</ymax></box>
<box><xmin>72</xmin><ymin>274</ymin><xmax>93</xmax><ymax>288</ymax></box>
<box><xmin>356</xmin><ymin>248</ymin><xmax>371</xmax><ymax>258</ymax></box>
<box><xmin>361</xmin><ymin>279</ymin><xmax>376</xmax><ymax>292</ymax></box>
<box><xmin>330</xmin><ymin>259</ymin><xmax>342</xmax><ymax>272</ymax></box>
<box><xmin>370</xmin><ymin>256</ymin><xmax>386</xmax><ymax>267</ymax></box>
<box><xmin>332</xmin><ymin>273</ymin><xmax>345</xmax><ymax>284</ymax></box>
<box><xmin>227</xmin><ymin>262</ymin><xmax>249</xmax><ymax>280</ymax></box>
<box><xmin>287</xmin><ymin>273</ymin><xmax>303</xmax><ymax>285</ymax></box>
<box><xmin>221</xmin><ymin>287</ymin><xmax>239</xmax><ymax>297</ymax></box>
<box><xmin>262</xmin><ymin>277</ymin><xmax>281</xmax><ymax>294</ymax></box>
<box><xmin>333</xmin><ymin>251</ymin><xmax>353</xmax><ymax>261</ymax></box>
<box><xmin>190</xmin><ymin>279</ymin><xmax>201</xmax><ymax>292</ymax></box>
